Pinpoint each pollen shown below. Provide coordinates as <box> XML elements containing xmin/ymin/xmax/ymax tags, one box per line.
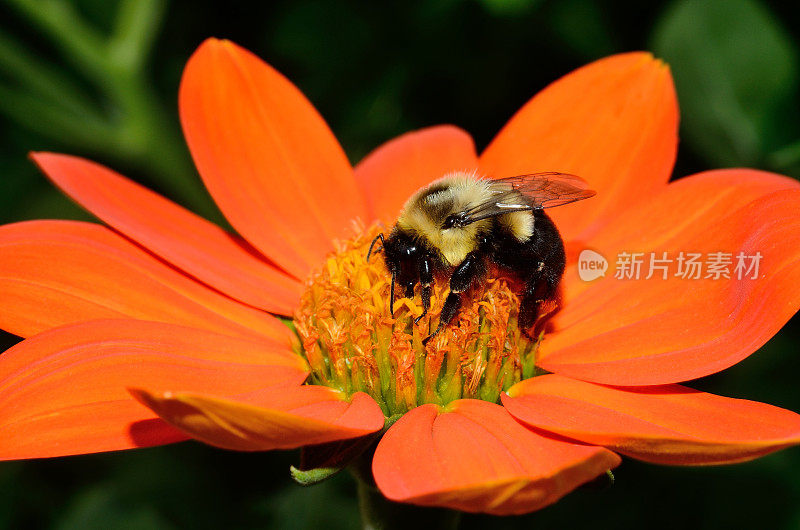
<box><xmin>292</xmin><ymin>224</ymin><xmax>541</xmax><ymax>417</ymax></box>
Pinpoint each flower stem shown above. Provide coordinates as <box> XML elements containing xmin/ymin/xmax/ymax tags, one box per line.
<box><xmin>356</xmin><ymin>480</ymin><xmax>461</xmax><ymax>530</ymax></box>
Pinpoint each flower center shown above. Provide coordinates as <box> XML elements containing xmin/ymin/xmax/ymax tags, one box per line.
<box><xmin>292</xmin><ymin>225</ymin><xmax>540</xmax><ymax>417</ymax></box>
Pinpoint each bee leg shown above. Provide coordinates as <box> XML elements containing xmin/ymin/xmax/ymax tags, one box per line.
<box><xmin>389</xmin><ymin>271</ymin><xmax>396</xmax><ymax>316</ymax></box>
<box><xmin>423</xmin><ymin>292</ymin><xmax>462</xmax><ymax>345</ymax></box>
<box><xmin>518</xmin><ymin>292</ymin><xmax>543</xmax><ymax>341</ymax></box>
<box><xmin>449</xmin><ymin>251</ymin><xmax>484</xmax><ymax>293</ymax></box>
<box><xmin>519</xmin><ymin>263</ymin><xmax>558</xmax><ymax>340</ymax></box>
<box><xmin>415</xmin><ymin>255</ymin><xmax>434</xmax><ymax>325</ymax></box>
<box><xmin>423</xmin><ymin>252</ymin><xmax>484</xmax><ymax>344</ymax></box>
<box><xmin>415</xmin><ymin>284</ymin><xmax>431</xmax><ymax>324</ymax></box>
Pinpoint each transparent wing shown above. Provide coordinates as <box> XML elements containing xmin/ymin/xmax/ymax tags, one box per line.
<box><xmin>492</xmin><ymin>172</ymin><xmax>596</xmax><ymax>208</ymax></box>
<box><xmin>457</xmin><ymin>173</ymin><xmax>596</xmax><ymax>225</ymax></box>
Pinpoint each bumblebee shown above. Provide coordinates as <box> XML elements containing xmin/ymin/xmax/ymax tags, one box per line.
<box><xmin>368</xmin><ymin>172</ymin><xmax>596</xmax><ymax>342</ymax></box>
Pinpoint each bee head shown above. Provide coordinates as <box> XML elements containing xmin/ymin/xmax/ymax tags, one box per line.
<box><xmin>382</xmin><ymin>228</ymin><xmax>421</xmax><ymax>297</ymax></box>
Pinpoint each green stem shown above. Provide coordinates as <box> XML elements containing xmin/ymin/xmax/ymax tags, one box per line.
<box><xmin>5</xmin><ymin>0</ymin><xmax>109</xmax><ymax>82</ymax></box>
<box><xmin>356</xmin><ymin>480</ymin><xmax>461</xmax><ymax>530</ymax></box>
<box><xmin>0</xmin><ymin>31</ymin><xmax>99</xmax><ymax>116</ymax></box>
<box><xmin>0</xmin><ymin>84</ymin><xmax>117</xmax><ymax>149</ymax></box>
<box><xmin>109</xmin><ymin>0</ymin><xmax>166</xmax><ymax>73</ymax></box>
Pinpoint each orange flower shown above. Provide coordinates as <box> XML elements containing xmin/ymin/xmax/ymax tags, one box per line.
<box><xmin>1</xmin><ymin>38</ymin><xmax>800</xmax><ymax>516</ymax></box>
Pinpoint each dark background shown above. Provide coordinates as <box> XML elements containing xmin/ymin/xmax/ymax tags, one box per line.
<box><xmin>1</xmin><ymin>0</ymin><xmax>799</xmax><ymax>528</ymax></box>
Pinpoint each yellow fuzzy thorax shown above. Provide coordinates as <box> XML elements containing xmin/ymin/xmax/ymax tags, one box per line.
<box><xmin>396</xmin><ymin>173</ymin><xmax>534</xmax><ymax>266</ymax></box>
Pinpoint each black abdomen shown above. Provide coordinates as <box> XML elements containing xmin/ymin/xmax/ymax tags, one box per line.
<box><xmin>486</xmin><ymin>210</ymin><xmax>565</xmax><ymax>282</ymax></box>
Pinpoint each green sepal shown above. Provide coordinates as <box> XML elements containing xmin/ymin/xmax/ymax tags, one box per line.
<box><xmin>290</xmin><ymin>432</ymin><xmax>380</xmax><ymax>487</ymax></box>
<box><xmin>289</xmin><ymin>465</ymin><xmax>340</xmax><ymax>487</ymax></box>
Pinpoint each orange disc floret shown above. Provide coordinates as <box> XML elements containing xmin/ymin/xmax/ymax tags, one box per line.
<box><xmin>293</xmin><ymin>224</ymin><xmax>540</xmax><ymax>417</ymax></box>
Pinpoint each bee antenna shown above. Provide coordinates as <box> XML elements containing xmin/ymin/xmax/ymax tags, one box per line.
<box><xmin>367</xmin><ymin>233</ymin><xmax>385</xmax><ymax>262</ymax></box>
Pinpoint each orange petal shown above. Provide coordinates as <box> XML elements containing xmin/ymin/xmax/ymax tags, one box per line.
<box><xmin>354</xmin><ymin>125</ymin><xmax>478</xmax><ymax>223</ymax></box>
<box><xmin>479</xmin><ymin>52</ymin><xmax>678</xmax><ymax>241</ymax></box>
<box><xmin>180</xmin><ymin>38</ymin><xmax>366</xmax><ymax>279</ymax></box>
<box><xmin>540</xmin><ymin>170</ymin><xmax>800</xmax><ymax>385</ymax></box>
<box><xmin>0</xmin><ymin>220</ymin><xmax>288</xmax><ymax>341</ymax></box>
<box><xmin>33</xmin><ymin>152</ymin><xmax>301</xmax><ymax>314</ymax></box>
<box><xmin>0</xmin><ymin>319</ymin><xmax>308</xmax><ymax>460</ymax></box>
<box><xmin>131</xmin><ymin>385</ymin><xmax>384</xmax><ymax>451</ymax></box>
<box><xmin>372</xmin><ymin>399</ymin><xmax>619</xmax><ymax>515</ymax></box>
<box><xmin>504</xmin><ymin>375</ymin><xmax>800</xmax><ymax>465</ymax></box>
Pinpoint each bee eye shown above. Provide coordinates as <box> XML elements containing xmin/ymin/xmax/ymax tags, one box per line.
<box><xmin>443</xmin><ymin>215</ymin><xmax>458</xmax><ymax>229</ymax></box>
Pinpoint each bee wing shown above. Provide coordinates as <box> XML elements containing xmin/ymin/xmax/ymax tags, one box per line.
<box><xmin>457</xmin><ymin>173</ymin><xmax>596</xmax><ymax>225</ymax></box>
<box><xmin>492</xmin><ymin>172</ymin><xmax>596</xmax><ymax>209</ymax></box>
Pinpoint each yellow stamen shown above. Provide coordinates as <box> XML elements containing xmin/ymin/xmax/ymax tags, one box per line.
<box><xmin>293</xmin><ymin>224</ymin><xmax>540</xmax><ymax>417</ymax></box>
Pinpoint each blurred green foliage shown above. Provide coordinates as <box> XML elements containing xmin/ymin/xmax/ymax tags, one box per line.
<box><xmin>652</xmin><ymin>0</ymin><xmax>800</xmax><ymax>170</ymax></box>
<box><xmin>0</xmin><ymin>0</ymin><xmax>217</xmax><ymax>220</ymax></box>
<box><xmin>0</xmin><ymin>0</ymin><xmax>799</xmax><ymax>528</ymax></box>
